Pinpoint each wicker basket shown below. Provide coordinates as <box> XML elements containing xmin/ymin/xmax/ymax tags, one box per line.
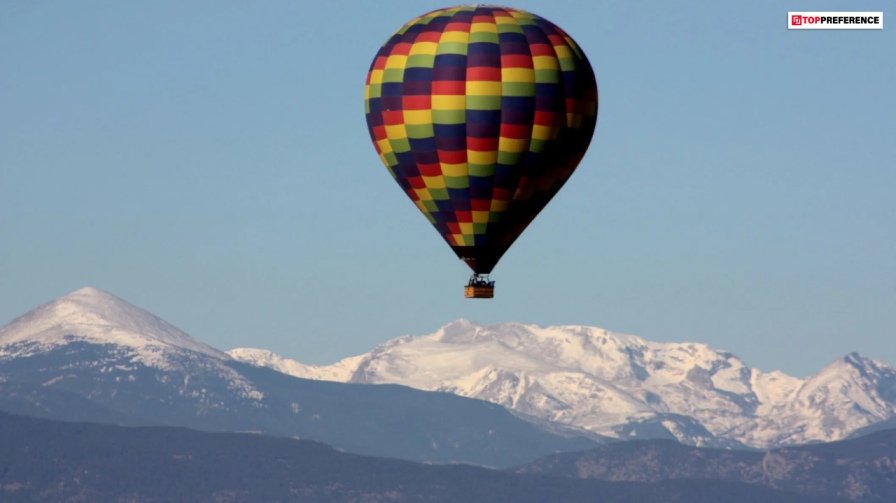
<box><xmin>464</xmin><ymin>285</ymin><xmax>494</xmax><ymax>298</ymax></box>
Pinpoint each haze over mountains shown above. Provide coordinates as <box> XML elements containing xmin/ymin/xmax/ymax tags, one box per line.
<box><xmin>230</xmin><ymin>320</ymin><xmax>896</xmax><ymax>449</ymax></box>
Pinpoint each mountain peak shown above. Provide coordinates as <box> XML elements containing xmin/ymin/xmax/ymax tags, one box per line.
<box><xmin>812</xmin><ymin>352</ymin><xmax>884</xmax><ymax>377</ymax></box>
<box><xmin>0</xmin><ymin>287</ymin><xmax>226</xmax><ymax>359</ymax></box>
<box><xmin>55</xmin><ymin>287</ymin><xmax>143</xmax><ymax>324</ymax></box>
<box><xmin>842</xmin><ymin>352</ymin><xmax>876</xmax><ymax>369</ymax></box>
<box><xmin>436</xmin><ymin>319</ymin><xmax>483</xmax><ymax>343</ymax></box>
<box><xmin>67</xmin><ymin>285</ymin><xmax>109</xmax><ymax>298</ymax></box>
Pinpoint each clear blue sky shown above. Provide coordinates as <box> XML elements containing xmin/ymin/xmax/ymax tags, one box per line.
<box><xmin>2</xmin><ymin>0</ymin><xmax>893</xmax><ymax>377</ymax></box>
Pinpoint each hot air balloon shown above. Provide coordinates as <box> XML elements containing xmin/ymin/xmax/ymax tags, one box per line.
<box><xmin>364</xmin><ymin>5</ymin><xmax>597</xmax><ymax>298</ymax></box>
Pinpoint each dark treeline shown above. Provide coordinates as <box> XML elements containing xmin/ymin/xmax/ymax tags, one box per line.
<box><xmin>517</xmin><ymin>430</ymin><xmax>896</xmax><ymax>503</ymax></box>
<box><xmin>0</xmin><ymin>412</ymin><xmax>849</xmax><ymax>503</ymax></box>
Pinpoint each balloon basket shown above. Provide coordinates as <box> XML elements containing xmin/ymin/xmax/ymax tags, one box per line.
<box><xmin>464</xmin><ymin>285</ymin><xmax>494</xmax><ymax>299</ymax></box>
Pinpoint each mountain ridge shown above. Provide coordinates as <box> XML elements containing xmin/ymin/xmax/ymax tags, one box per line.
<box><xmin>231</xmin><ymin>319</ymin><xmax>896</xmax><ymax>449</ymax></box>
<box><xmin>515</xmin><ymin>428</ymin><xmax>896</xmax><ymax>502</ymax></box>
<box><xmin>0</xmin><ymin>411</ymin><xmax>850</xmax><ymax>503</ymax></box>
<box><xmin>0</xmin><ymin>288</ymin><xmax>600</xmax><ymax>467</ymax></box>
<box><xmin>4</xmin><ymin>287</ymin><xmax>895</xmax><ymax>454</ymax></box>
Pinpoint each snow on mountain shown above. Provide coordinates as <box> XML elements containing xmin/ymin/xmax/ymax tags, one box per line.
<box><xmin>228</xmin><ymin>320</ymin><xmax>896</xmax><ymax>449</ymax></box>
<box><xmin>5</xmin><ymin>288</ymin><xmax>893</xmax><ymax>450</ymax></box>
<box><xmin>0</xmin><ymin>287</ymin><xmax>272</xmax><ymax>406</ymax></box>
<box><xmin>227</xmin><ymin>348</ymin><xmax>363</xmax><ymax>382</ymax></box>
<box><xmin>778</xmin><ymin>353</ymin><xmax>896</xmax><ymax>443</ymax></box>
<box><xmin>0</xmin><ymin>287</ymin><xmax>267</xmax><ymax>399</ymax></box>
<box><xmin>0</xmin><ymin>287</ymin><xmax>227</xmax><ymax>361</ymax></box>
<box><xmin>0</xmin><ymin>289</ymin><xmax>606</xmax><ymax>466</ymax></box>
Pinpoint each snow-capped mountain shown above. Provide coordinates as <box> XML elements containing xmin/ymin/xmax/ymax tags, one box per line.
<box><xmin>5</xmin><ymin>287</ymin><xmax>894</xmax><ymax>454</ymax></box>
<box><xmin>0</xmin><ymin>288</ymin><xmax>599</xmax><ymax>467</ymax></box>
<box><xmin>230</xmin><ymin>320</ymin><xmax>896</xmax><ymax>449</ymax></box>
<box><xmin>0</xmin><ymin>286</ymin><xmax>228</xmax><ymax>361</ymax></box>
<box><xmin>0</xmin><ymin>286</ymin><xmax>263</xmax><ymax>400</ymax></box>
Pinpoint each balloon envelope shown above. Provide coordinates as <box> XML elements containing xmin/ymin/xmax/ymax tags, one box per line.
<box><xmin>365</xmin><ymin>6</ymin><xmax>597</xmax><ymax>274</ymax></box>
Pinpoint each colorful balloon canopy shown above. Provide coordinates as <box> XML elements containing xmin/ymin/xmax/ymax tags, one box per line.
<box><xmin>364</xmin><ymin>5</ymin><xmax>598</xmax><ymax>275</ymax></box>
